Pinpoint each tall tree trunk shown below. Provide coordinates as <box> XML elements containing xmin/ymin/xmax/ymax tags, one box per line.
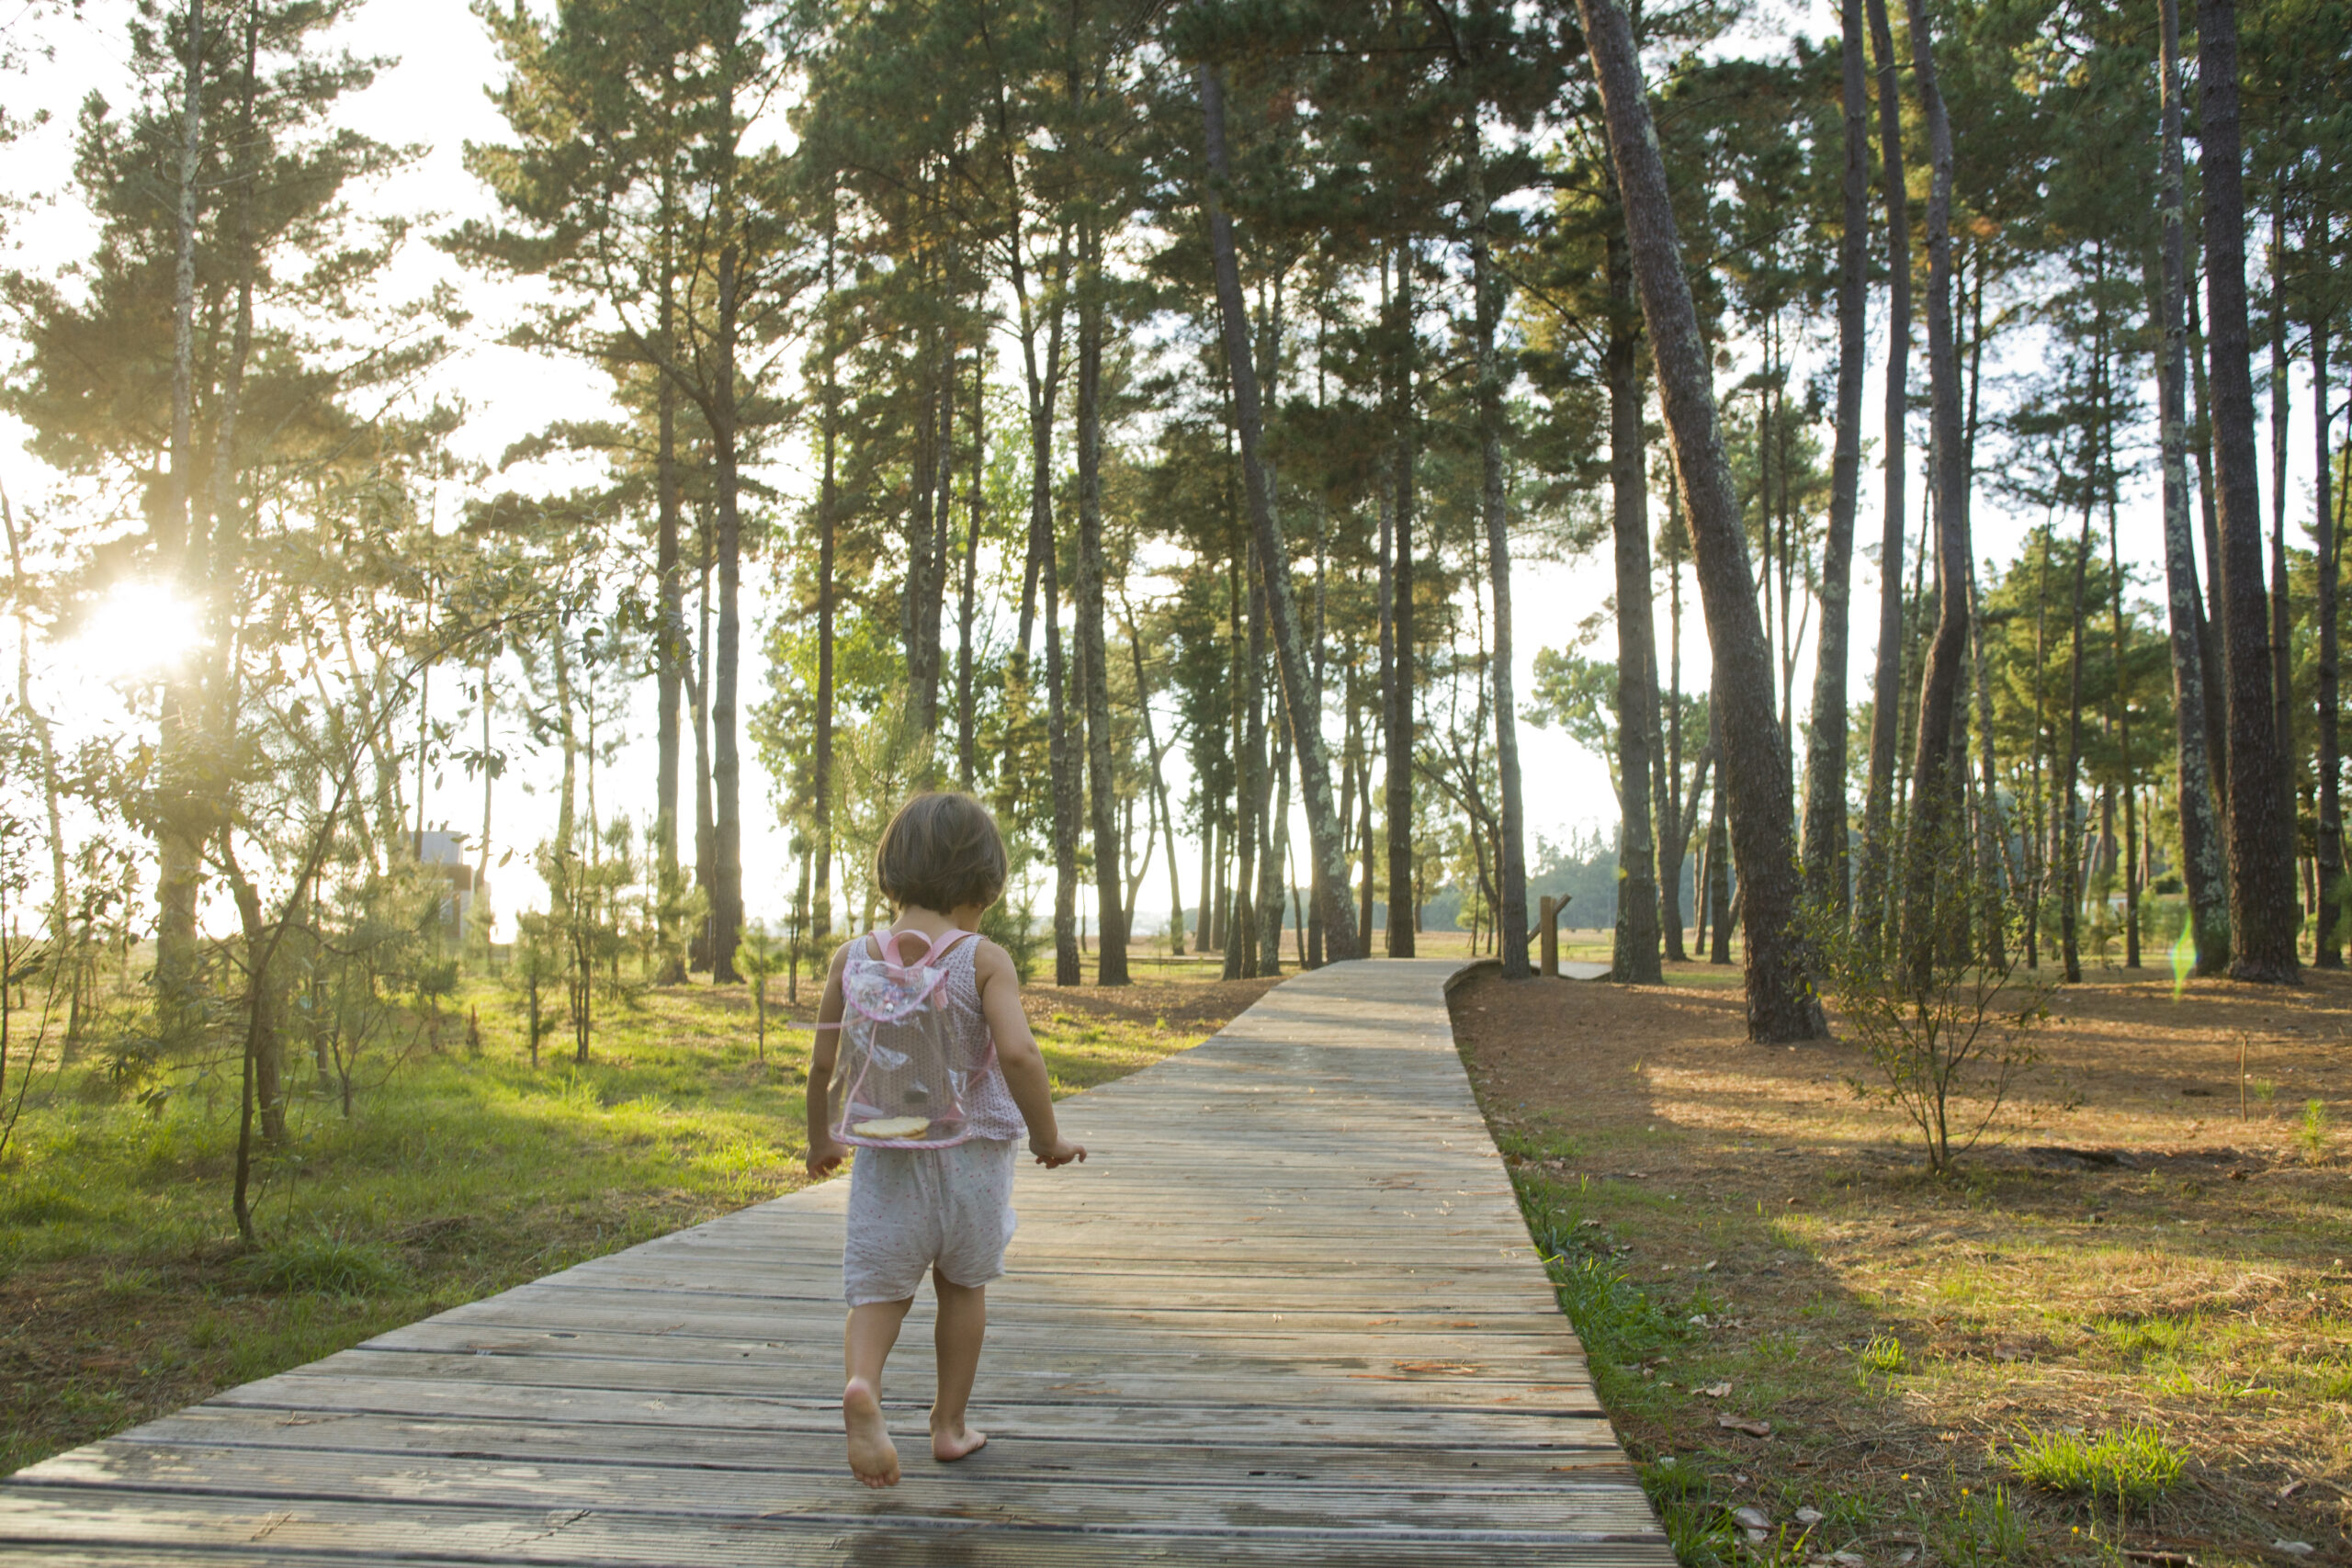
<box><xmin>1258</xmin><ymin>700</ymin><xmax>1287</xmax><ymax>977</ymax></box>
<box><xmin>2199</xmin><ymin>0</ymin><xmax>2301</xmax><ymax>982</ymax></box>
<box><xmin>224</xmin><ymin>847</ymin><xmax>270</xmax><ymax>1244</ymax></box>
<box><xmin>2189</xmin><ymin>287</ymin><xmax>2233</xmax><ymax>810</ymax></box>
<box><xmin>925</xmin><ymin>321</ymin><xmax>956</xmax><ymax>740</ymax></box>
<box><xmin>2153</xmin><ymin>0</ymin><xmax>2230</xmax><ymax>973</ymax></box>
<box><xmin>1962</xmin><ymin>252</ymin><xmax>2009</xmax><ymax>956</ymax></box>
<box><xmin>1385</xmin><ymin>242</ymin><xmax>1419</xmax><ymax>958</ymax></box>
<box><xmin>711</xmin><ymin>241</ymin><xmax>744</xmax><ymax>984</ymax></box>
<box><xmin>692</xmin><ymin>518</ymin><xmax>717</xmax><ymax>969</ymax></box>
<box><xmin>813</xmin><ymin>225</ymin><xmax>839</xmax><ymax>947</ymax></box>
<box><xmin>2107</xmin><ymin>488</ymin><xmax>2140</xmax><ymax>969</ymax></box>
<box><xmin>1076</xmin><ymin>239</ymin><xmax>1128</xmax><ymax>985</ymax></box>
<box><xmin>1468</xmin><ymin>121</ymin><xmax>1531</xmax><ymax>978</ymax></box>
<box><xmin>154</xmin><ymin>0</ymin><xmax>208</xmax><ymax>1012</ymax></box>
<box><xmin>1376</xmin><ymin>450</ymin><xmax>1396</xmax><ymax>947</ymax></box>
<box><xmin>1576</xmin><ymin>0</ymin><xmax>1826</xmax><ymax>1040</ymax></box>
<box><xmin>1198</xmin><ymin>62</ymin><xmax>1359</xmax><ymax>961</ymax></box>
<box><xmin>1197</xmin><ymin>812</ymin><xmax>1215</xmax><ymax>955</ymax></box>
<box><xmin>1968</xmin><ymin>571</ymin><xmax>2007</xmax><ymax>964</ymax></box>
<box><xmin>1804</xmin><ymin>0</ymin><xmax>1871</xmax><ymax>917</ymax></box>
<box><xmin>1008</xmin><ymin>215</ymin><xmax>1074</xmax><ymax>982</ymax></box>
<box><xmin>1660</xmin><ymin>510</ymin><xmax>1692</xmax><ymax>957</ymax></box>
<box><xmin>2057</xmin><ymin>511</ymin><xmax>2094</xmax><ymax>984</ymax></box>
<box><xmin>2314</xmin><ymin>310</ymin><xmax>2340</xmax><ymax>965</ymax></box>
<box><xmin>209</xmin><ymin>16</ymin><xmax>273</xmax><ymax>1130</ymax></box>
<box><xmin>957</xmin><ymin>348</ymin><xmax>983</xmax><ymax>792</ymax></box>
<box><xmin>1605</xmin><ymin>233</ymin><xmax>1662</xmax><ymax>984</ymax></box>
<box><xmin>1047</xmin><ymin>513</ymin><xmax>1079</xmax><ymax>984</ymax></box>
<box><xmin>2269</xmin><ymin>184</ymin><xmax>2295</xmax><ymax>840</ymax></box>
<box><xmin>1131</xmin><ymin>624</ymin><xmax>1185</xmax><ymax>955</ymax></box>
<box><xmin>477</xmin><ymin>655</ymin><xmax>494</xmax><ymax>918</ymax></box>
<box><xmin>2024</xmin><ymin>531</ymin><xmax>2051</xmax><ymax>966</ymax></box>
<box><xmin>1707</xmin><ymin>704</ymin><xmax>1733</xmax><ymax>964</ymax></box>
<box><xmin>903</xmin><ymin>350</ymin><xmax>937</xmax><ymax>737</ymax></box>
<box><xmin>1896</xmin><ymin>0</ymin><xmax>1973</xmax><ymax>973</ymax></box>
<box><xmin>1223</xmin><ymin>552</ymin><xmax>1255</xmax><ymax>978</ymax></box>
<box><xmin>1856</xmin><ymin>0</ymin><xmax>1912</xmax><ymax>952</ymax></box>
<box><xmin>655</xmin><ymin>250</ymin><xmax>684</xmax><ymax>978</ymax></box>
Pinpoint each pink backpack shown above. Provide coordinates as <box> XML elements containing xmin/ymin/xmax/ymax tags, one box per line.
<box><xmin>828</xmin><ymin>929</ymin><xmax>986</xmax><ymax>1150</ymax></box>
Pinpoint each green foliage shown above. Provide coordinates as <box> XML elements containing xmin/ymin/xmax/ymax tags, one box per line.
<box><xmin>1525</xmin><ymin>648</ymin><xmax>1622</xmax><ymax>789</ymax></box>
<box><xmin>2006</xmin><ymin>1427</ymin><xmax>2185</xmax><ymax>1512</ymax></box>
<box><xmin>1858</xmin><ymin>1333</ymin><xmax>1907</xmax><ymax>1377</ymax></box>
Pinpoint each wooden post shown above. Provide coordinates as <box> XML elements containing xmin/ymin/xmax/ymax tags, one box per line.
<box><xmin>1539</xmin><ymin>896</ymin><xmax>1563</xmax><ymax>977</ymax></box>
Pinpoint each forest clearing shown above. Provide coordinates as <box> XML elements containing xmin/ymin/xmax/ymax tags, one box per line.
<box><xmin>1</xmin><ymin>0</ymin><xmax>2348</xmax><ymax>1561</ymax></box>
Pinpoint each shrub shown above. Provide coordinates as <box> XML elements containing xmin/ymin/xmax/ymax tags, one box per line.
<box><xmin>2295</xmin><ymin>1099</ymin><xmax>2331</xmax><ymax>1163</ymax></box>
<box><xmin>1806</xmin><ymin>817</ymin><xmax>2049</xmax><ymax>1173</ymax></box>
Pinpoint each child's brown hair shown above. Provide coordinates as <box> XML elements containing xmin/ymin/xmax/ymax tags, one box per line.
<box><xmin>874</xmin><ymin>792</ymin><xmax>1009</xmax><ymax>915</ymax></box>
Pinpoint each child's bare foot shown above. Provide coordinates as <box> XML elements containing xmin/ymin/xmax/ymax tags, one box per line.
<box><xmin>842</xmin><ymin>1378</ymin><xmax>899</xmax><ymax>1487</ymax></box>
<box><xmin>931</xmin><ymin>1417</ymin><xmax>988</xmax><ymax>1462</ymax></box>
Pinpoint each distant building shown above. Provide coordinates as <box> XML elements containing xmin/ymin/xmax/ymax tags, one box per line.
<box><xmin>415</xmin><ymin>829</ymin><xmax>485</xmax><ymax>940</ymax></box>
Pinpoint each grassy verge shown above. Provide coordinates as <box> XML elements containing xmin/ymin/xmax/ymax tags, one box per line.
<box><xmin>1</xmin><ymin>959</ymin><xmax>1270</xmax><ymax>1476</ymax></box>
<box><xmin>1452</xmin><ymin>963</ymin><xmax>2352</xmax><ymax>1568</ymax></box>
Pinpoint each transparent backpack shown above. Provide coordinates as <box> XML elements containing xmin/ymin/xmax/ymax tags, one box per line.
<box><xmin>828</xmin><ymin>930</ymin><xmax>983</xmax><ymax>1149</ymax></box>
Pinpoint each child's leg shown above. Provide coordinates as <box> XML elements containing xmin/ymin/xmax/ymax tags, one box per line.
<box><xmin>842</xmin><ymin>1298</ymin><xmax>912</xmax><ymax>1487</ymax></box>
<box><xmin>929</xmin><ymin>1271</ymin><xmax>989</xmax><ymax>1461</ymax></box>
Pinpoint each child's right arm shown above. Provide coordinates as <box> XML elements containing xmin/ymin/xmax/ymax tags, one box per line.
<box><xmin>974</xmin><ymin>940</ymin><xmax>1087</xmax><ymax>1168</ymax></box>
<box><xmin>804</xmin><ymin>942</ymin><xmax>854</xmax><ymax>1178</ymax></box>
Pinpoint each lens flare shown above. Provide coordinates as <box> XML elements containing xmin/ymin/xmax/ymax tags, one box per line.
<box><xmin>72</xmin><ymin>581</ymin><xmax>202</xmax><ymax>680</ymax></box>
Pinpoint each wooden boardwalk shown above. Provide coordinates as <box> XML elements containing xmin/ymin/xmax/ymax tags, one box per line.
<box><xmin>3</xmin><ymin>958</ymin><xmax>1668</xmax><ymax>1565</ymax></box>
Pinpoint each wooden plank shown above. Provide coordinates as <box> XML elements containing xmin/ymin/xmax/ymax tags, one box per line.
<box><xmin>345</xmin><ymin>1323</ymin><xmax>1595</xmax><ymax>1376</ymax></box>
<box><xmin>91</xmin><ymin>1408</ymin><xmax>1640</xmax><ymax>1480</ymax></box>
<box><xmin>453</xmin><ymin>1285</ymin><xmax>1571</xmax><ymax>1337</ymax></box>
<box><xmin>197</xmin><ymin>1376</ymin><xmax>1622</xmax><ymax>1449</ymax></box>
<box><xmin>0</xmin><ymin>1487</ymin><xmax>1669</xmax><ymax>1562</ymax></box>
<box><xmin>368</xmin><ymin>1303</ymin><xmax>1583</xmax><ymax>1357</ymax></box>
<box><xmin>18</xmin><ymin>1446</ymin><xmax>1659</xmax><ymax>1536</ymax></box>
<box><xmin>256</xmin><ymin>1348</ymin><xmax>1604</xmax><ymax>1414</ymax></box>
<box><xmin>0</xmin><ymin>958</ymin><xmax>1668</xmax><ymax>1565</ymax></box>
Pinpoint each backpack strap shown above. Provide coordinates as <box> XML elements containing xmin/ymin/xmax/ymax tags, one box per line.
<box><xmin>876</xmin><ymin>927</ymin><xmax>977</xmax><ymax>970</ymax></box>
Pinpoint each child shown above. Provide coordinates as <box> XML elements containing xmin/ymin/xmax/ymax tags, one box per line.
<box><xmin>804</xmin><ymin>791</ymin><xmax>1087</xmax><ymax>1489</ymax></box>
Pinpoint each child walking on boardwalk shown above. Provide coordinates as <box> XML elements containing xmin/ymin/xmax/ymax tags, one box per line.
<box><xmin>805</xmin><ymin>792</ymin><xmax>1087</xmax><ymax>1488</ymax></box>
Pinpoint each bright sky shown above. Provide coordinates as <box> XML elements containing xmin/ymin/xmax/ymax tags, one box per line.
<box><xmin>0</xmin><ymin>0</ymin><xmax>2331</xmax><ymax>942</ymax></box>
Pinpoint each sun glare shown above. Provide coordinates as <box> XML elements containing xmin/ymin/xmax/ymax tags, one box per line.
<box><xmin>74</xmin><ymin>582</ymin><xmax>204</xmax><ymax>681</ymax></box>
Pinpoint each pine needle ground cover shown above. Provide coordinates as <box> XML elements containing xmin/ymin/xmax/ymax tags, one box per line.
<box><xmin>0</xmin><ymin>962</ymin><xmax>1275</xmax><ymax>1476</ymax></box>
<box><xmin>1451</xmin><ymin>965</ymin><xmax>2352</xmax><ymax>1567</ymax></box>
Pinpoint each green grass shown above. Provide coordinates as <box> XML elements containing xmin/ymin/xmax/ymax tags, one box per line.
<box><xmin>2006</xmin><ymin>1427</ymin><xmax>2187</xmax><ymax>1512</ymax></box>
<box><xmin>1858</xmin><ymin>1332</ymin><xmax>1907</xmax><ymax>1377</ymax></box>
<box><xmin>0</xmin><ymin>963</ymin><xmax>1225</xmax><ymax>1476</ymax></box>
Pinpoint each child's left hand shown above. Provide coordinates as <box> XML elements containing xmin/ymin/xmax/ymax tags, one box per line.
<box><xmin>806</xmin><ymin>1136</ymin><xmax>849</xmax><ymax>1178</ymax></box>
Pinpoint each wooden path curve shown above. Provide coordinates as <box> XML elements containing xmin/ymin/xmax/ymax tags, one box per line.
<box><xmin>3</xmin><ymin>957</ymin><xmax>1669</xmax><ymax>1565</ymax></box>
